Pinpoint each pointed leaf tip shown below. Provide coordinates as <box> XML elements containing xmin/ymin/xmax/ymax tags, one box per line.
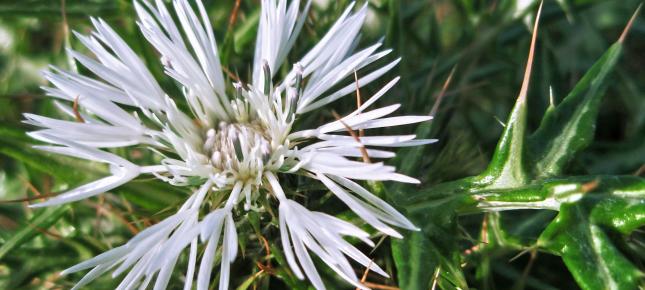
<box><xmin>517</xmin><ymin>0</ymin><xmax>543</xmax><ymax>103</ymax></box>
<box><xmin>528</xmin><ymin>39</ymin><xmax>624</xmax><ymax>178</ymax></box>
<box><xmin>481</xmin><ymin>2</ymin><xmax>543</xmax><ymax>187</ymax></box>
<box><xmin>429</xmin><ymin>65</ymin><xmax>457</xmax><ymax>117</ymax></box>
<box><xmin>618</xmin><ymin>3</ymin><xmax>642</xmax><ymax>43</ymax></box>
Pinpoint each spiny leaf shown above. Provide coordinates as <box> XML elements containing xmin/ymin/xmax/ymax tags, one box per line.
<box><xmin>400</xmin><ymin>172</ymin><xmax>644</xmax><ymax>289</ymax></box>
<box><xmin>481</xmin><ymin>1</ymin><xmax>542</xmax><ymax>188</ymax></box>
<box><xmin>527</xmin><ymin>3</ymin><xmax>641</xmax><ymax>178</ymax></box>
<box><xmin>527</xmin><ymin>43</ymin><xmax>623</xmax><ymax>178</ymax></box>
<box><xmin>463</xmin><ymin>175</ymin><xmax>643</xmax><ymax>212</ymax></box>
<box><xmin>405</xmin><ymin>175</ymin><xmax>642</xmax><ymax>215</ymax></box>
<box><xmin>538</xmin><ymin>198</ymin><xmax>644</xmax><ymax>290</ymax></box>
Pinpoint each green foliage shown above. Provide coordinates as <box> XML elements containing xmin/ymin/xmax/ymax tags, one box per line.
<box><xmin>1</xmin><ymin>0</ymin><xmax>644</xmax><ymax>289</ymax></box>
<box><xmin>388</xmin><ymin>5</ymin><xmax>645</xmax><ymax>289</ymax></box>
<box><xmin>528</xmin><ymin>43</ymin><xmax>623</xmax><ymax>178</ymax></box>
<box><xmin>0</xmin><ymin>205</ymin><xmax>68</xmax><ymax>260</ymax></box>
<box><xmin>539</xmin><ymin>194</ymin><xmax>644</xmax><ymax>290</ymax></box>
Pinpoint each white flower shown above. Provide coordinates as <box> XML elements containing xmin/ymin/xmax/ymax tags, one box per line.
<box><xmin>26</xmin><ymin>0</ymin><xmax>436</xmax><ymax>289</ymax></box>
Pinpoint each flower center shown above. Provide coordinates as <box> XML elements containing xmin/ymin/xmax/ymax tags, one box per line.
<box><xmin>203</xmin><ymin>122</ymin><xmax>271</xmax><ymax>181</ymax></box>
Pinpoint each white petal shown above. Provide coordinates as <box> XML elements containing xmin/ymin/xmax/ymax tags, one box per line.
<box><xmin>135</xmin><ymin>0</ymin><xmax>231</xmax><ymax>122</ymax></box>
<box><xmin>62</xmin><ymin>246</ymin><xmax>129</xmax><ymax>275</ymax></box>
<box><xmin>218</xmin><ymin>214</ymin><xmax>238</xmax><ymax>290</ymax></box>
<box><xmin>279</xmin><ymin>202</ymin><xmax>304</xmax><ymax>279</ymax></box>
<box><xmin>30</xmin><ymin>169</ymin><xmax>139</xmax><ymax>208</ymax></box>
<box><xmin>196</xmin><ymin>230</ymin><xmax>220</xmax><ymax>290</ymax></box>
<box><xmin>70</xmin><ymin>264</ymin><xmax>115</xmax><ymax>290</ymax></box>
<box><xmin>299</xmin><ymin>58</ymin><xmax>399</xmax><ymax>113</ymax></box>
<box><xmin>153</xmin><ymin>255</ymin><xmax>178</xmax><ymax>290</ymax></box>
<box><xmin>329</xmin><ymin>175</ymin><xmax>419</xmax><ymax>230</ymax></box>
<box><xmin>197</xmin><ymin>211</ymin><xmax>226</xmax><ymax>290</ymax></box>
<box><xmin>253</xmin><ymin>0</ymin><xmax>311</xmax><ymax>88</ymax></box>
<box><xmin>183</xmin><ymin>239</ymin><xmax>198</xmax><ymax>290</ymax></box>
<box><xmin>317</xmin><ymin>173</ymin><xmax>402</xmax><ymax>238</ymax></box>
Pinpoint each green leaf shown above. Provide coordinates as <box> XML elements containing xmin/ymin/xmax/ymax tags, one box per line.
<box><xmin>528</xmin><ymin>43</ymin><xmax>624</xmax><ymax>178</ymax></box>
<box><xmin>538</xmin><ymin>196</ymin><xmax>644</xmax><ymax>290</ymax></box>
<box><xmin>0</xmin><ymin>123</ymin><xmax>183</xmax><ymax>211</ymax></box>
<box><xmin>0</xmin><ymin>206</ymin><xmax>68</xmax><ymax>260</ymax></box>
<box><xmin>0</xmin><ymin>124</ymin><xmax>99</xmax><ymax>184</ymax></box>
<box><xmin>392</xmin><ymin>186</ymin><xmax>472</xmax><ymax>290</ymax></box>
<box><xmin>391</xmin><ymin>231</ymin><xmax>435</xmax><ymax>289</ymax></box>
<box><xmin>117</xmin><ymin>179</ymin><xmax>185</xmax><ymax>212</ymax></box>
<box><xmin>0</xmin><ymin>0</ymin><xmax>121</xmax><ymax>18</ymax></box>
<box><xmin>269</xmin><ymin>244</ymin><xmax>312</xmax><ymax>290</ymax></box>
<box><xmin>481</xmin><ymin>95</ymin><xmax>529</xmax><ymax>188</ymax></box>
<box><xmin>480</xmin><ymin>2</ymin><xmax>544</xmax><ymax>189</ymax></box>
<box><xmin>234</xmin><ymin>10</ymin><xmax>260</xmax><ymax>54</ymax></box>
<box><xmin>401</xmin><ymin>176</ymin><xmax>643</xmax><ymax>290</ymax></box>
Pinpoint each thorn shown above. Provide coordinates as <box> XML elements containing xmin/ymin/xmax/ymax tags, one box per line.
<box><xmin>581</xmin><ymin>179</ymin><xmax>599</xmax><ymax>193</ymax></box>
<box><xmin>72</xmin><ymin>95</ymin><xmax>85</xmax><ymax>123</ymax></box>
<box><xmin>331</xmin><ymin>110</ymin><xmax>371</xmax><ymax>163</ymax></box>
<box><xmin>464</xmin><ymin>214</ymin><xmax>489</xmax><ymax>255</ymax></box>
<box><xmin>430</xmin><ymin>65</ymin><xmax>457</xmax><ymax>117</ymax></box>
<box><xmin>618</xmin><ymin>3</ymin><xmax>642</xmax><ymax>44</ymax></box>
<box><xmin>493</xmin><ymin>116</ymin><xmax>507</xmax><ymax>128</ymax></box>
<box><xmin>361</xmin><ymin>282</ymin><xmax>400</xmax><ymax>290</ymax></box>
<box><xmin>260</xmin><ymin>235</ymin><xmax>271</xmax><ymax>264</ymax></box>
<box><xmin>513</xmin><ymin>248</ymin><xmax>538</xmax><ymax>290</ymax></box>
<box><xmin>254</xmin><ymin>235</ymin><xmax>275</xmax><ymax>275</ymax></box>
<box><xmin>20</xmin><ymin>176</ymin><xmax>43</xmax><ymax>198</ymax></box>
<box><xmin>60</xmin><ymin>0</ymin><xmax>69</xmax><ymax>46</ymax></box>
<box><xmin>60</xmin><ymin>0</ymin><xmax>76</xmax><ymax>72</ymax></box>
<box><xmin>222</xmin><ymin>66</ymin><xmax>241</xmax><ymax>83</ymax></box>
<box><xmin>369</xmin><ymin>234</ymin><xmax>387</xmax><ymax>255</ymax></box>
<box><xmin>60</xmin><ymin>0</ymin><xmax>67</xmax><ymax>30</ymax></box>
<box><xmin>247</xmin><ymin>267</ymin><xmax>266</xmax><ymax>288</ymax></box>
<box><xmin>517</xmin><ymin>0</ymin><xmax>543</xmax><ymax>103</ymax></box>
<box><xmin>548</xmin><ymin>86</ymin><xmax>556</xmax><ymax>108</ymax></box>
<box><xmin>29</xmin><ymin>221</ymin><xmax>63</xmax><ymax>240</ymax></box>
<box><xmin>227</xmin><ymin>0</ymin><xmax>242</xmax><ymax>29</ymax></box>
<box><xmin>255</xmin><ymin>261</ymin><xmax>273</xmax><ymax>275</ymax></box>
<box><xmin>356</xmin><ymin>259</ymin><xmax>373</xmax><ymax>290</ymax></box>
<box><xmin>509</xmin><ymin>246</ymin><xmax>536</xmax><ymax>262</ymax></box>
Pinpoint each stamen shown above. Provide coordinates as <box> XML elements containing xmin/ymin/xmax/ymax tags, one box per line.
<box><xmin>204</xmin><ymin>122</ymin><xmax>271</xmax><ymax>183</ymax></box>
<box><xmin>263</xmin><ymin>60</ymin><xmax>272</xmax><ymax>96</ymax></box>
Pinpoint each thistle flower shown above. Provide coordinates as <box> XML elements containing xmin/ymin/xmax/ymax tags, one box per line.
<box><xmin>25</xmin><ymin>0</ymin><xmax>435</xmax><ymax>289</ymax></box>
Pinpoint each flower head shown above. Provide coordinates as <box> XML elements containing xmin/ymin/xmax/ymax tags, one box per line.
<box><xmin>26</xmin><ymin>0</ymin><xmax>435</xmax><ymax>289</ymax></box>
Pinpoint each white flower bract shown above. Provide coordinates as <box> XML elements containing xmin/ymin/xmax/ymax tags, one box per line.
<box><xmin>26</xmin><ymin>0</ymin><xmax>437</xmax><ymax>289</ymax></box>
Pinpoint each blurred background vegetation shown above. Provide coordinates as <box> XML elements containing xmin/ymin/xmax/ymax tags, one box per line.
<box><xmin>0</xmin><ymin>0</ymin><xmax>643</xmax><ymax>289</ymax></box>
